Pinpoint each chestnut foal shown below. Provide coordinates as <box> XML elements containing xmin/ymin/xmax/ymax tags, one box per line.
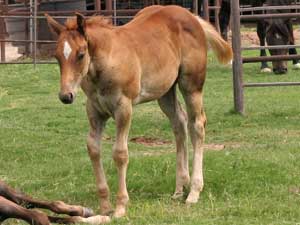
<box><xmin>46</xmin><ymin>5</ymin><xmax>232</xmax><ymax>218</ymax></box>
<box><xmin>0</xmin><ymin>180</ymin><xmax>110</xmax><ymax>224</ymax></box>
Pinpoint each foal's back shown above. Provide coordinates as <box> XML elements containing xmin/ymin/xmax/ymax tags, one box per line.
<box><xmin>116</xmin><ymin>5</ymin><xmax>208</xmax><ymax>104</ymax></box>
<box><xmin>124</xmin><ymin>5</ymin><xmax>206</xmax><ymax>49</ymax></box>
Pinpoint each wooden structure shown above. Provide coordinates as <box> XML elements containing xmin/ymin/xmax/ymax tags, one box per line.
<box><xmin>231</xmin><ymin>1</ymin><xmax>300</xmax><ymax>114</ymax></box>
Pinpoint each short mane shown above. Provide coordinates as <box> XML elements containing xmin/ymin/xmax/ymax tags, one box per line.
<box><xmin>65</xmin><ymin>16</ymin><xmax>112</xmax><ymax>30</ymax></box>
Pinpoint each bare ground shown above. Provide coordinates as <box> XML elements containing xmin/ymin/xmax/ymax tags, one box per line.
<box><xmin>230</xmin><ymin>27</ymin><xmax>300</xmax><ymax>47</ymax></box>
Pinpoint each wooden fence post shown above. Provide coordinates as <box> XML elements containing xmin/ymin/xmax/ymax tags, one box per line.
<box><xmin>231</xmin><ymin>0</ymin><xmax>244</xmax><ymax>114</ymax></box>
<box><xmin>203</xmin><ymin>0</ymin><xmax>209</xmax><ymax>20</ymax></box>
<box><xmin>33</xmin><ymin>0</ymin><xmax>37</xmax><ymax>68</ymax></box>
<box><xmin>214</xmin><ymin>0</ymin><xmax>220</xmax><ymax>32</ymax></box>
<box><xmin>95</xmin><ymin>0</ymin><xmax>101</xmax><ymax>11</ymax></box>
<box><xmin>0</xmin><ymin>0</ymin><xmax>6</xmax><ymax>62</ymax></box>
<box><xmin>193</xmin><ymin>0</ymin><xmax>198</xmax><ymax>15</ymax></box>
<box><xmin>106</xmin><ymin>0</ymin><xmax>112</xmax><ymax>11</ymax></box>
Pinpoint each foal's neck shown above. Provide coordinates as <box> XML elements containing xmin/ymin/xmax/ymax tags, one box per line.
<box><xmin>86</xmin><ymin>25</ymin><xmax>114</xmax><ymax>57</ymax></box>
<box><xmin>85</xmin><ymin>26</ymin><xmax>116</xmax><ymax>79</ymax></box>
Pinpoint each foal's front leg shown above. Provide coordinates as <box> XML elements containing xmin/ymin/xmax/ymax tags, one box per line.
<box><xmin>112</xmin><ymin>97</ymin><xmax>132</xmax><ymax>218</ymax></box>
<box><xmin>86</xmin><ymin>101</ymin><xmax>112</xmax><ymax>215</ymax></box>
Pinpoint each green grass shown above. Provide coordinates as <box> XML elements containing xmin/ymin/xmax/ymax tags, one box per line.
<box><xmin>1</xmin><ymin>53</ymin><xmax>300</xmax><ymax>225</ymax></box>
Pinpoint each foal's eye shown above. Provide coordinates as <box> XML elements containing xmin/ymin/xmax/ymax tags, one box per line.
<box><xmin>77</xmin><ymin>52</ymin><xmax>85</xmax><ymax>60</ymax></box>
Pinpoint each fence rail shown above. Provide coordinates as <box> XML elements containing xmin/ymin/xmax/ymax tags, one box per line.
<box><xmin>240</xmin><ymin>5</ymin><xmax>300</xmax><ymax>12</ymax></box>
<box><xmin>242</xmin><ymin>45</ymin><xmax>300</xmax><ymax>51</ymax></box>
<box><xmin>231</xmin><ymin>1</ymin><xmax>300</xmax><ymax>114</ymax></box>
<box><xmin>243</xmin><ymin>55</ymin><xmax>300</xmax><ymax>63</ymax></box>
<box><xmin>244</xmin><ymin>82</ymin><xmax>300</xmax><ymax>87</ymax></box>
<box><xmin>241</xmin><ymin>13</ymin><xmax>300</xmax><ymax>20</ymax></box>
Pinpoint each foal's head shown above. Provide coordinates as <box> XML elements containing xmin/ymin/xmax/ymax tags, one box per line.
<box><xmin>265</xmin><ymin>19</ymin><xmax>291</xmax><ymax>74</ymax></box>
<box><xmin>46</xmin><ymin>14</ymin><xmax>90</xmax><ymax>104</ymax></box>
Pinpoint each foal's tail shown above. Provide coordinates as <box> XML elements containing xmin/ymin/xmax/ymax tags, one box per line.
<box><xmin>195</xmin><ymin>16</ymin><xmax>233</xmax><ymax>64</ymax></box>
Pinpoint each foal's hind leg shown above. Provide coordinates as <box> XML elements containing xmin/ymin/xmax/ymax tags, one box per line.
<box><xmin>0</xmin><ymin>196</ymin><xmax>110</xmax><ymax>225</ymax></box>
<box><xmin>179</xmin><ymin>78</ymin><xmax>206</xmax><ymax>204</ymax></box>
<box><xmin>158</xmin><ymin>85</ymin><xmax>190</xmax><ymax>199</ymax></box>
<box><xmin>0</xmin><ymin>196</ymin><xmax>50</xmax><ymax>225</ymax></box>
<box><xmin>0</xmin><ymin>180</ymin><xmax>93</xmax><ymax>217</ymax></box>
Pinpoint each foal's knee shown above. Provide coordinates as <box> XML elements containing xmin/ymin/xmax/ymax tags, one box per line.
<box><xmin>201</xmin><ymin>110</ymin><xmax>207</xmax><ymax>128</ymax></box>
<box><xmin>97</xmin><ymin>187</ymin><xmax>110</xmax><ymax>199</ymax></box>
<box><xmin>189</xmin><ymin>117</ymin><xmax>205</xmax><ymax>132</ymax></box>
<box><xmin>113</xmin><ymin>148</ymin><xmax>129</xmax><ymax>167</ymax></box>
<box><xmin>87</xmin><ymin>134</ymin><xmax>100</xmax><ymax>159</ymax></box>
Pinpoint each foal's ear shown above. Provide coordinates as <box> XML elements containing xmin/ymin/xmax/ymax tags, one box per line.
<box><xmin>76</xmin><ymin>13</ymin><xmax>86</xmax><ymax>36</ymax></box>
<box><xmin>45</xmin><ymin>13</ymin><xmax>65</xmax><ymax>36</ymax></box>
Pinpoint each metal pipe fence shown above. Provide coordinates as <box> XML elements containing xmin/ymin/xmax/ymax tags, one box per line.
<box><xmin>0</xmin><ymin>0</ymin><xmax>202</xmax><ymax>65</ymax></box>
<box><xmin>242</xmin><ymin>45</ymin><xmax>300</xmax><ymax>51</ymax></box>
<box><xmin>240</xmin><ymin>5</ymin><xmax>300</xmax><ymax>12</ymax></box>
<box><xmin>231</xmin><ymin>1</ymin><xmax>300</xmax><ymax>114</ymax></box>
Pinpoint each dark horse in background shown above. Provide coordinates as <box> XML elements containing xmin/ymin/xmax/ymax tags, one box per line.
<box><xmin>219</xmin><ymin>0</ymin><xmax>300</xmax><ymax>74</ymax></box>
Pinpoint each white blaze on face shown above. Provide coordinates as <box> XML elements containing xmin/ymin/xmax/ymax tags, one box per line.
<box><xmin>63</xmin><ymin>41</ymin><xmax>72</xmax><ymax>60</ymax></box>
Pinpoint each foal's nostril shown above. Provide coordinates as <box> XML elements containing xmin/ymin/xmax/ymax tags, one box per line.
<box><xmin>69</xmin><ymin>92</ymin><xmax>73</xmax><ymax>101</ymax></box>
<box><xmin>59</xmin><ymin>92</ymin><xmax>74</xmax><ymax>104</ymax></box>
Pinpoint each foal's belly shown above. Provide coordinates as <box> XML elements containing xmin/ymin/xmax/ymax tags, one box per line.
<box><xmin>132</xmin><ymin>39</ymin><xmax>180</xmax><ymax>105</ymax></box>
<box><xmin>133</xmin><ymin>71</ymin><xmax>178</xmax><ymax>105</ymax></box>
<box><xmin>133</xmin><ymin>88</ymin><xmax>163</xmax><ymax>104</ymax></box>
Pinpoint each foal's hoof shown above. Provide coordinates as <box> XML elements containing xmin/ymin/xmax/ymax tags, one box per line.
<box><xmin>89</xmin><ymin>215</ymin><xmax>111</xmax><ymax>224</ymax></box>
<box><xmin>100</xmin><ymin>202</ymin><xmax>114</xmax><ymax>216</ymax></box>
<box><xmin>113</xmin><ymin>206</ymin><xmax>126</xmax><ymax>218</ymax></box>
<box><xmin>78</xmin><ymin>215</ymin><xmax>111</xmax><ymax>224</ymax></box>
<box><xmin>172</xmin><ymin>191</ymin><xmax>184</xmax><ymax>200</ymax></box>
<box><xmin>293</xmin><ymin>63</ymin><xmax>300</xmax><ymax>70</ymax></box>
<box><xmin>82</xmin><ymin>207</ymin><xmax>95</xmax><ymax>217</ymax></box>
<box><xmin>101</xmin><ymin>208</ymin><xmax>114</xmax><ymax>217</ymax></box>
<box><xmin>260</xmin><ymin>67</ymin><xmax>272</xmax><ymax>73</ymax></box>
<box><xmin>185</xmin><ymin>191</ymin><xmax>200</xmax><ymax>204</ymax></box>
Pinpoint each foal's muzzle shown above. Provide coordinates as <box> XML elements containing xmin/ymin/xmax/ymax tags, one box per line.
<box><xmin>59</xmin><ymin>92</ymin><xmax>74</xmax><ymax>104</ymax></box>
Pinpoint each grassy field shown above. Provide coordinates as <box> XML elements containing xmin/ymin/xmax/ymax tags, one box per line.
<box><xmin>1</xmin><ymin>53</ymin><xmax>300</xmax><ymax>225</ymax></box>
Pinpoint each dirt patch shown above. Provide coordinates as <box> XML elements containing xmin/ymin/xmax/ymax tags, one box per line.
<box><xmin>205</xmin><ymin>144</ymin><xmax>225</xmax><ymax>151</ymax></box>
<box><xmin>104</xmin><ymin>135</ymin><xmax>241</xmax><ymax>153</ymax></box>
<box><xmin>130</xmin><ymin>136</ymin><xmax>226</xmax><ymax>151</ymax></box>
<box><xmin>229</xmin><ymin>27</ymin><xmax>300</xmax><ymax>47</ymax></box>
<box><xmin>136</xmin><ymin>143</ymin><xmax>226</xmax><ymax>157</ymax></box>
<box><xmin>289</xmin><ymin>186</ymin><xmax>300</xmax><ymax>195</ymax></box>
<box><xmin>130</xmin><ymin>136</ymin><xmax>172</xmax><ymax>146</ymax></box>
